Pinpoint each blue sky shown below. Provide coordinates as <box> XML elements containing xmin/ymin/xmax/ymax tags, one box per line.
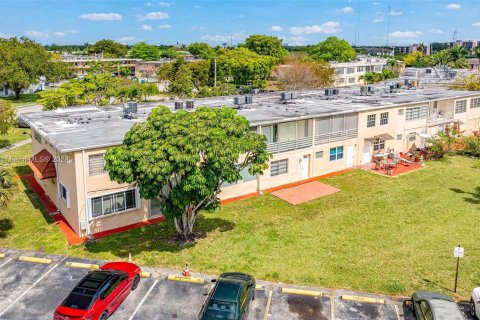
<box><xmin>0</xmin><ymin>0</ymin><xmax>479</xmax><ymax>46</ymax></box>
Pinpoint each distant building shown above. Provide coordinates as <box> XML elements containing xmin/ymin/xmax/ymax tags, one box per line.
<box><xmin>332</xmin><ymin>57</ymin><xmax>388</xmax><ymax>87</ymax></box>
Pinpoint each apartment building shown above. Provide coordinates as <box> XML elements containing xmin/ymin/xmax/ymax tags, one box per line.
<box><xmin>62</xmin><ymin>56</ymin><xmax>141</xmax><ymax>77</ymax></box>
<box><xmin>19</xmin><ymin>84</ymin><xmax>480</xmax><ymax>238</ymax></box>
<box><xmin>332</xmin><ymin>58</ymin><xmax>388</xmax><ymax>87</ymax></box>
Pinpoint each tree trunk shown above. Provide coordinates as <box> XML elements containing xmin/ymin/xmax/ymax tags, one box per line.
<box><xmin>14</xmin><ymin>88</ymin><xmax>22</xmax><ymax>100</ymax></box>
<box><xmin>173</xmin><ymin>204</ymin><xmax>197</xmax><ymax>242</ymax></box>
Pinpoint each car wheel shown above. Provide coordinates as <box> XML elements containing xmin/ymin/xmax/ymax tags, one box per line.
<box><xmin>132</xmin><ymin>274</ymin><xmax>140</xmax><ymax>291</ymax></box>
<box><xmin>471</xmin><ymin>299</ymin><xmax>477</xmax><ymax>318</ymax></box>
<box><xmin>100</xmin><ymin>311</ymin><xmax>108</xmax><ymax>320</ymax></box>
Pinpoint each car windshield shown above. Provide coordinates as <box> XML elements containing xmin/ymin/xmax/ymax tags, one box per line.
<box><xmin>204</xmin><ymin>300</ymin><xmax>237</xmax><ymax>319</ymax></box>
<box><xmin>62</xmin><ymin>293</ymin><xmax>94</xmax><ymax>310</ymax></box>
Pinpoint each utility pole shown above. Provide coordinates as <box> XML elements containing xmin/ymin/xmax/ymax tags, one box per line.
<box><xmin>386</xmin><ymin>6</ymin><xmax>391</xmax><ymax>46</ymax></box>
<box><xmin>214</xmin><ymin>58</ymin><xmax>217</xmax><ymax>87</ymax></box>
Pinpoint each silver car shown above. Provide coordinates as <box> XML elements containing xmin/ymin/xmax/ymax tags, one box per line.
<box><xmin>411</xmin><ymin>291</ymin><xmax>465</xmax><ymax>320</ymax></box>
<box><xmin>470</xmin><ymin>287</ymin><xmax>480</xmax><ymax>319</ymax></box>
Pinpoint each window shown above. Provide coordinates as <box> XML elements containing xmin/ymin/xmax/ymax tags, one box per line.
<box><xmin>455</xmin><ymin>100</ymin><xmax>467</xmax><ymax>114</ymax></box>
<box><xmin>34</xmin><ymin>131</ymin><xmax>42</xmax><ymax>143</ymax></box>
<box><xmin>100</xmin><ymin>275</ymin><xmax>126</xmax><ymax>300</ymax></box>
<box><xmin>90</xmin><ymin>189</ymin><xmax>137</xmax><ymax>218</ymax></box>
<box><xmin>398</xmin><ymin>109</ymin><xmax>404</xmax><ymax>116</ymax></box>
<box><xmin>89</xmin><ymin>154</ymin><xmax>106</xmax><ymax>176</ymax></box>
<box><xmin>329</xmin><ymin>146</ymin><xmax>344</xmax><ymax>161</ymax></box>
<box><xmin>373</xmin><ymin>138</ymin><xmax>385</xmax><ymax>151</ymax></box>
<box><xmin>270</xmin><ymin>159</ymin><xmax>288</xmax><ymax>177</ymax></box>
<box><xmin>408</xmin><ymin>132</ymin><xmax>417</xmax><ymax>141</ymax></box>
<box><xmin>59</xmin><ymin>182</ymin><xmax>70</xmax><ymax>208</ymax></box>
<box><xmin>347</xmin><ymin>67</ymin><xmax>355</xmax><ymax>74</ymax></box>
<box><xmin>374</xmin><ymin>65</ymin><xmax>382</xmax><ymax>72</ymax></box>
<box><xmin>396</xmin><ymin>134</ymin><xmax>403</xmax><ymax>141</ymax></box>
<box><xmin>367</xmin><ymin>114</ymin><xmax>376</xmax><ymax>128</ymax></box>
<box><xmin>471</xmin><ymin>98</ymin><xmax>480</xmax><ymax>109</ymax></box>
<box><xmin>357</xmin><ymin>66</ymin><xmax>364</xmax><ymax>72</ymax></box>
<box><xmin>315</xmin><ymin>151</ymin><xmax>324</xmax><ymax>159</ymax></box>
<box><xmin>348</xmin><ymin>77</ymin><xmax>355</xmax><ymax>84</ymax></box>
<box><xmin>380</xmin><ymin>112</ymin><xmax>389</xmax><ymax>125</ymax></box>
<box><xmin>336</xmin><ymin>67</ymin><xmax>345</xmax><ymax>74</ymax></box>
<box><xmin>405</xmin><ymin>106</ymin><xmax>427</xmax><ymax>121</ymax></box>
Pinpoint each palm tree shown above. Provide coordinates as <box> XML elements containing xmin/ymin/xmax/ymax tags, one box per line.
<box><xmin>359</xmin><ymin>72</ymin><xmax>377</xmax><ymax>84</ymax></box>
<box><xmin>448</xmin><ymin>45</ymin><xmax>468</xmax><ymax>62</ymax></box>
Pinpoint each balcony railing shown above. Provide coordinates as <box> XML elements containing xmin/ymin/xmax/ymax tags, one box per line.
<box><xmin>315</xmin><ymin>128</ymin><xmax>358</xmax><ymax>145</ymax></box>
<box><xmin>266</xmin><ymin>136</ymin><xmax>313</xmax><ymax>154</ymax></box>
<box><xmin>428</xmin><ymin>111</ymin><xmax>454</xmax><ymax>124</ymax></box>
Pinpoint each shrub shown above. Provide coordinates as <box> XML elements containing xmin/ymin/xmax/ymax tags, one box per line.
<box><xmin>0</xmin><ymin>165</ymin><xmax>16</xmax><ymax>208</ymax></box>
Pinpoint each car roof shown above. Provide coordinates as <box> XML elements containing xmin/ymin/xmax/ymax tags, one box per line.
<box><xmin>212</xmin><ymin>281</ymin><xmax>242</xmax><ymax>303</ymax></box>
<box><xmin>413</xmin><ymin>291</ymin><xmax>454</xmax><ymax>302</ymax></box>
<box><xmin>429</xmin><ymin>299</ymin><xmax>465</xmax><ymax>320</ymax></box>
<box><xmin>75</xmin><ymin>270</ymin><xmax>121</xmax><ymax>295</ymax></box>
<box><xmin>219</xmin><ymin>272</ymin><xmax>253</xmax><ymax>283</ymax></box>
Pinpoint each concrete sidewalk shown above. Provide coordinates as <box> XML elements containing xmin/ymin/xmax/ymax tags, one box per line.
<box><xmin>0</xmin><ymin>138</ymin><xmax>31</xmax><ymax>154</ymax></box>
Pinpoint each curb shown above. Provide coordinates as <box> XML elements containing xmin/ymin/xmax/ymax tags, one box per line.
<box><xmin>281</xmin><ymin>288</ymin><xmax>323</xmax><ymax>297</ymax></box>
<box><xmin>0</xmin><ymin>253</ymin><xmax>5</xmax><ymax>259</ymax></box>
<box><xmin>167</xmin><ymin>275</ymin><xmax>205</xmax><ymax>284</ymax></box>
<box><xmin>140</xmin><ymin>271</ymin><xmax>151</xmax><ymax>278</ymax></box>
<box><xmin>256</xmin><ymin>284</ymin><xmax>265</xmax><ymax>290</ymax></box>
<box><xmin>18</xmin><ymin>256</ymin><xmax>52</xmax><ymax>264</ymax></box>
<box><xmin>65</xmin><ymin>261</ymin><xmax>100</xmax><ymax>270</ymax></box>
<box><xmin>342</xmin><ymin>294</ymin><xmax>385</xmax><ymax>304</ymax></box>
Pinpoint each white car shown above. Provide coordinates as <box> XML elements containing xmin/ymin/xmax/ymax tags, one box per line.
<box><xmin>471</xmin><ymin>287</ymin><xmax>480</xmax><ymax>319</ymax></box>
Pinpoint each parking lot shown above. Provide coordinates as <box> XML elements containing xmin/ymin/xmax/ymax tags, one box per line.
<box><xmin>0</xmin><ymin>248</ymin><xmax>473</xmax><ymax>320</ymax></box>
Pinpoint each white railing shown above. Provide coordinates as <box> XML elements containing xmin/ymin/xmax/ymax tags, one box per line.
<box><xmin>315</xmin><ymin>128</ymin><xmax>358</xmax><ymax>145</ymax></box>
<box><xmin>266</xmin><ymin>136</ymin><xmax>313</xmax><ymax>154</ymax></box>
<box><xmin>428</xmin><ymin>111</ymin><xmax>454</xmax><ymax>124</ymax></box>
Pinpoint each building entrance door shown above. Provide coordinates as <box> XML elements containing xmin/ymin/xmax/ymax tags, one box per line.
<box><xmin>346</xmin><ymin>146</ymin><xmax>355</xmax><ymax>167</ymax></box>
<box><xmin>301</xmin><ymin>155</ymin><xmax>310</xmax><ymax>179</ymax></box>
<box><xmin>362</xmin><ymin>141</ymin><xmax>372</xmax><ymax>164</ymax></box>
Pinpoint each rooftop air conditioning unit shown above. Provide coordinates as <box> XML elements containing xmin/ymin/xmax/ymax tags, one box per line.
<box><xmin>291</xmin><ymin>92</ymin><xmax>298</xmax><ymax>99</ymax></box>
<box><xmin>174</xmin><ymin>101</ymin><xmax>184</xmax><ymax>110</ymax></box>
<box><xmin>245</xmin><ymin>95</ymin><xmax>253</xmax><ymax>104</ymax></box>
<box><xmin>281</xmin><ymin>92</ymin><xmax>292</xmax><ymax>100</ymax></box>
<box><xmin>126</xmin><ymin>101</ymin><xmax>138</xmax><ymax>113</ymax></box>
<box><xmin>367</xmin><ymin>86</ymin><xmax>374</xmax><ymax>94</ymax></box>
<box><xmin>360</xmin><ymin>86</ymin><xmax>368</xmax><ymax>95</ymax></box>
<box><xmin>185</xmin><ymin>100</ymin><xmax>194</xmax><ymax>109</ymax></box>
<box><xmin>234</xmin><ymin>96</ymin><xmax>246</xmax><ymax>105</ymax></box>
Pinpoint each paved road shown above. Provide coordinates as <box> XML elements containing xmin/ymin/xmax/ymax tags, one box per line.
<box><xmin>0</xmin><ymin>248</ymin><xmax>474</xmax><ymax>320</ymax></box>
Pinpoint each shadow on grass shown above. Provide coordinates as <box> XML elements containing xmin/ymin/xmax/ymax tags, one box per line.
<box><xmin>422</xmin><ymin>278</ymin><xmax>453</xmax><ymax>293</ymax></box>
<box><xmin>0</xmin><ymin>139</ymin><xmax>11</xmax><ymax>149</ymax></box>
<box><xmin>450</xmin><ymin>187</ymin><xmax>480</xmax><ymax>205</ymax></box>
<box><xmin>84</xmin><ymin>215</ymin><xmax>235</xmax><ymax>256</ymax></box>
<box><xmin>0</xmin><ymin>218</ymin><xmax>13</xmax><ymax>238</ymax></box>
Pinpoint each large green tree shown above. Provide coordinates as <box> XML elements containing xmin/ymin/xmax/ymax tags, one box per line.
<box><xmin>168</xmin><ymin>64</ymin><xmax>194</xmax><ymax>98</ymax></box>
<box><xmin>309</xmin><ymin>37</ymin><xmax>356</xmax><ymax>62</ymax></box>
<box><xmin>87</xmin><ymin>39</ymin><xmax>128</xmax><ymax>58</ymax></box>
<box><xmin>244</xmin><ymin>35</ymin><xmax>288</xmax><ymax>60</ymax></box>
<box><xmin>129</xmin><ymin>42</ymin><xmax>161</xmax><ymax>61</ymax></box>
<box><xmin>216</xmin><ymin>48</ymin><xmax>275</xmax><ymax>88</ymax></box>
<box><xmin>105</xmin><ymin>106</ymin><xmax>270</xmax><ymax>240</ymax></box>
<box><xmin>0</xmin><ymin>100</ymin><xmax>15</xmax><ymax>135</ymax></box>
<box><xmin>0</xmin><ymin>37</ymin><xmax>67</xmax><ymax>99</ymax></box>
<box><xmin>187</xmin><ymin>42</ymin><xmax>216</xmax><ymax>60</ymax></box>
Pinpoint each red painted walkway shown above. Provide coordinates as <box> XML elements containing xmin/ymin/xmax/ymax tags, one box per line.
<box><xmin>271</xmin><ymin>181</ymin><xmax>340</xmax><ymax>205</ymax></box>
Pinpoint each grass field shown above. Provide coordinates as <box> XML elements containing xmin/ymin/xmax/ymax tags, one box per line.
<box><xmin>1</xmin><ymin>144</ymin><xmax>480</xmax><ymax>297</ymax></box>
<box><xmin>0</xmin><ymin>128</ymin><xmax>31</xmax><ymax>149</ymax></box>
<box><xmin>0</xmin><ymin>92</ymin><xmax>42</xmax><ymax>108</ymax></box>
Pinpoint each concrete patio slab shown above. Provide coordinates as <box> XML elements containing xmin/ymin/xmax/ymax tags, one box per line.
<box><xmin>271</xmin><ymin>181</ymin><xmax>340</xmax><ymax>205</ymax></box>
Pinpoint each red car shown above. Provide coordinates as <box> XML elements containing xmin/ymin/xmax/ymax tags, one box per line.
<box><xmin>53</xmin><ymin>262</ymin><xmax>141</xmax><ymax>320</ymax></box>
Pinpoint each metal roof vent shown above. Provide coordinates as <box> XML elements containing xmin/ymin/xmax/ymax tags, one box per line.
<box><xmin>174</xmin><ymin>101</ymin><xmax>184</xmax><ymax>110</ymax></box>
<box><xmin>185</xmin><ymin>100</ymin><xmax>194</xmax><ymax>109</ymax></box>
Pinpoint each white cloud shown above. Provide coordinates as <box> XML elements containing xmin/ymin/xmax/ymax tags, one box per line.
<box><xmin>446</xmin><ymin>3</ymin><xmax>461</xmax><ymax>9</ymax></box>
<box><xmin>52</xmin><ymin>32</ymin><xmax>66</xmax><ymax>37</ymax></box>
<box><xmin>158</xmin><ymin>24</ymin><xmax>172</xmax><ymax>29</ymax></box>
<box><xmin>190</xmin><ymin>26</ymin><xmax>205</xmax><ymax>31</ymax></box>
<box><xmin>473</xmin><ymin>21</ymin><xmax>480</xmax><ymax>27</ymax></box>
<box><xmin>67</xmin><ymin>29</ymin><xmax>79</xmax><ymax>34</ymax></box>
<box><xmin>158</xmin><ymin>1</ymin><xmax>172</xmax><ymax>6</ymax></box>
<box><xmin>286</xmin><ymin>36</ymin><xmax>305</xmax><ymax>46</ymax></box>
<box><xmin>137</xmin><ymin>11</ymin><xmax>169</xmax><ymax>20</ymax></box>
<box><xmin>79</xmin><ymin>13</ymin><xmax>122</xmax><ymax>21</ymax></box>
<box><xmin>201</xmin><ymin>31</ymin><xmax>246</xmax><ymax>42</ymax></box>
<box><xmin>429</xmin><ymin>28</ymin><xmax>443</xmax><ymax>34</ymax></box>
<box><xmin>141</xmin><ymin>24</ymin><xmax>153</xmax><ymax>31</ymax></box>
<box><xmin>146</xmin><ymin>2</ymin><xmax>153</xmax><ymax>7</ymax></box>
<box><xmin>337</xmin><ymin>6</ymin><xmax>354</xmax><ymax>14</ymax></box>
<box><xmin>271</xmin><ymin>25</ymin><xmax>283</xmax><ymax>32</ymax></box>
<box><xmin>389</xmin><ymin>10</ymin><xmax>402</xmax><ymax>16</ymax></box>
<box><xmin>373</xmin><ymin>17</ymin><xmax>384</xmax><ymax>23</ymax></box>
<box><xmin>118</xmin><ymin>36</ymin><xmax>135</xmax><ymax>44</ymax></box>
<box><xmin>389</xmin><ymin>30</ymin><xmax>422</xmax><ymax>38</ymax></box>
<box><xmin>25</xmin><ymin>30</ymin><xmax>49</xmax><ymax>38</ymax></box>
<box><xmin>194</xmin><ymin>5</ymin><xmax>201</xmax><ymax>9</ymax></box>
<box><xmin>290</xmin><ymin>21</ymin><xmax>341</xmax><ymax>35</ymax></box>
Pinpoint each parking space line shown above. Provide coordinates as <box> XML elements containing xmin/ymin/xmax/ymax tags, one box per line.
<box><xmin>263</xmin><ymin>290</ymin><xmax>273</xmax><ymax>320</ymax></box>
<box><xmin>395</xmin><ymin>304</ymin><xmax>402</xmax><ymax>320</ymax></box>
<box><xmin>281</xmin><ymin>288</ymin><xmax>323</xmax><ymax>297</ymax></box>
<box><xmin>18</xmin><ymin>255</ymin><xmax>52</xmax><ymax>264</ymax></box>
<box><xmin>0</xmin><ymin>258</ymin><xmax>12</xmax><ymax>269</ymax></box>
<box><xmin>167</xmin><ymin>275</ymin><xmax>205</xmax><ymax>283</ymax></box>
<box><xmin>330</xmin><ymin>293</ymin><xmax>335</xmax><ymax>320</ymax></box>
<box><xmin>0</xmin><ymin>256</ymin><xmax>67</xmax><ymax>317</ymax></box>
<box><xmin>127</xmin><ymin>279</ymin><xmax>159</xmax><ymax>320</ymax></box>
<box><xmin>341</xmin><ymin>295</ymin><xmax>385</xmax><ymax>304</ymax></box>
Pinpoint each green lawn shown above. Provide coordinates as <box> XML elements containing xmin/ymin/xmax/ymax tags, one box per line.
<box><xmin>1</xmin><ymin>146</ymin><xmax>480</xmax><ymax>298</ymax></box>
<box><xmin>0</xmin><ymin>92</ymin><xmax>42</xmax><ymax>108</ymax></box>
<box><xmin>0</xmin><ymin>128</ymin><xmax>31</xmax><ymax>149</ymax></box>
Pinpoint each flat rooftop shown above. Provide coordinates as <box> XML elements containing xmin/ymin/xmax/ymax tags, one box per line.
<box><xmin>20</xmin><ymin>84</ymin><xmax>480</xmax><ymax>153</ymax></box>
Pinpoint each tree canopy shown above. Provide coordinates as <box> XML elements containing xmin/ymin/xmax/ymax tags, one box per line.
<box><xmin>187</xmin><ymin>42</ymin><xmax>216</xmax><ymax>60</ymax></box>
<box><xmin>0</xmin><ymin>100</ymin><xmax>15</xmax><ymax>135</ymax></box>
<box><xmin>129</xmin><ymin>42</ymin><xmax>161</xmax><ymax>61</ymax></box>
<box><xmin>87</xmin><ymin>39</ymin><xmax>128</xmax><ymax>58</ymax></box>
<box><xmin>244</xmin><ymin>35</ymin><xmax>288</xmax><ymax>61</ymax></box>
<box><xmin>0</xmin><ymin>37</ymin><xmax>68</xmax><ymax>99</ymax></box>
<box><xmin>309</xmin><ymin>37</ymin><xmax>356</xmax><ymax>62</ymax></box>
<box><xmin>104</xmin><ymin>106</ymin><xmax>270</xmax><ymax>240</ymax></box>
